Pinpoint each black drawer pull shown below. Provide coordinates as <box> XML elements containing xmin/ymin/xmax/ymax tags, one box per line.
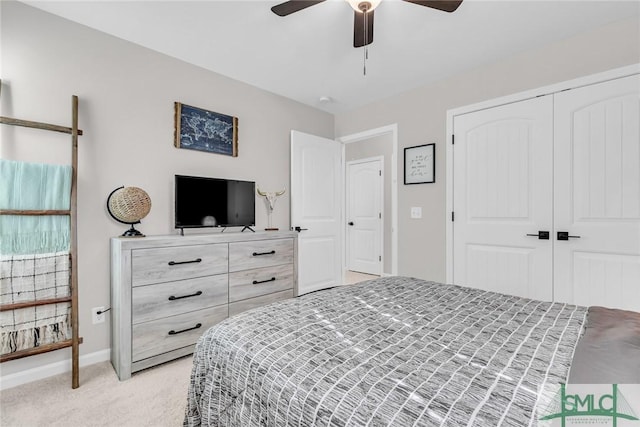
<box><xmin>168</xmin><ymin>258</ymin><xmax>202</xmax><ymax>266</ymax></box>
<box><xmin>168</xmin><ymin>323</ymin><xmax>202</xmax><ymax>335</ymax></box>
<box><xmin>253</xmin><ymin>277</ymin><xmax>276</xmax><ymax>285</ymax></box>
<box><xmin>253</xmin><ymin>250</ymin><xmax>276</xmax><ymax>257</ymax></box>
<box><xmin>168</xmin><ymin>290</ymin><xmax>203</xmax><ymax>301</ymax></box>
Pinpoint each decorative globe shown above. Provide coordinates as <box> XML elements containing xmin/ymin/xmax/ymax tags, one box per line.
<box><xmin>107</xmin><ymin>186</ymin><xmax>151</xmax><ymax>237</ymax></box>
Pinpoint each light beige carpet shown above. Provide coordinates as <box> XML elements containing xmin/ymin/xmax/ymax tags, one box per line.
<box><xmin>344</xmin><ymin>271</ymin><xmax>379</xmax><ymax>285</ymax></box>
<box><xmin>0</xmin><ymin>355</ymin><xmax>193</xmax><ymax>427</ymax></box>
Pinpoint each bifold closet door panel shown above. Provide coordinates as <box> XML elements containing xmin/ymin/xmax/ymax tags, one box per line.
<box><xmin>452</xmin><ymin>95</ymin><xmax>554</xmax><ymax>301</ymax></box>
<box><xmin>554</xmin><ymin>74</ymin><xmax>640</xmax><ymax>311</ymax></box>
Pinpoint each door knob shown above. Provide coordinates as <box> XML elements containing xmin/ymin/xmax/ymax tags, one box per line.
<box><xmin>294</xmin><ymin>226</ymin><xmax>308</xmax><ymax>232</ymax></box>
<box><xmin>348</xmin><ymin>221</ymin><xmax>354</xmax><ymax>226</ymax></box>
<box><xmin>557</xmin><ymin>231</ymin><xmax>581</xmax><ymax>241</ymax></box>
<box><xmin>526</xmin><ymin>231</ymin><xmax>550</xmax><ymax>240</ymax></box>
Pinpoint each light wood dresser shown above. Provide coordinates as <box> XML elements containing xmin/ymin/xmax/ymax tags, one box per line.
<box><xmin>110</xmin><ymin>231</ymin><xmax>297</xmax><ymax>380</ymax></box>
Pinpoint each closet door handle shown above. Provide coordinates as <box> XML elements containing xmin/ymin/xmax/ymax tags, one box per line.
<box><xmin>168</xmin><ymin>291</ymin><xmax>202</xmax><ymax>301</ymax></box>
<box><xmin>253</xmin><ymin>250</ymin><xmax>276</xmax><ymax>256</ymax></box>
<box><xmin>168</xmin><ymin>258</ymin><xmax>202</xmax><ymax>266</ymax></box>
<box><xmin>253</xmin><ymin>277</ymin><xmax>276</xmax><ymax>285</ymax></box>
<box><xmin>168</xmin><ymin>323</ymin><xmax>202</xmax><ymax>335</ymax></box>
<box><xmin>525</xmin><ymin>231</ymin><xmax>549</xmax><ymax>240</ymax></box>
<box><xmin>557</xmin><ymin>231</ymin><xmax>581</xmax><ymax>241</ymax></box>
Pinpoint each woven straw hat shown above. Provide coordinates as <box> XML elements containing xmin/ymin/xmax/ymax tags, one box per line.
<box><xmin>107</xmin><ymin>187</ymin><xmax>151</xmax><ymax>224</ymax></box>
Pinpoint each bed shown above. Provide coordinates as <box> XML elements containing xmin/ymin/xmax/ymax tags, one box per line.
<box><xmin>184</xmin><ymin>276</ymin><xmax>640</xmax><ymax>426</ymax></box>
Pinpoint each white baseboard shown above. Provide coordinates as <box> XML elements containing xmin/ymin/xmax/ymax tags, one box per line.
<box><xmin>0</xmin><ymin>348</ymin><xmax>111</xmax><ymax>390</ymax></box>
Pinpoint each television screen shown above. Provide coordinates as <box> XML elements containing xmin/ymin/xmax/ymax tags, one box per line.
<box><xmin>175</xmin><ymin>175</ymin><xmax>255</xmax><ymax>229</ymax></box>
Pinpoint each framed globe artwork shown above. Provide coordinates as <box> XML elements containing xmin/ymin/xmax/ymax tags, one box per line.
<box><xmin>174</xmin><ymin>102</ymin><xmax>238</xmax><ymax>157</ymax></box>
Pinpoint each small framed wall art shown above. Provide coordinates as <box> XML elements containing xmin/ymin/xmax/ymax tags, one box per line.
<box><xmin>404</xmin><ymin>143</ymin><xmax>435</xmax><ymax>184</ymax></box>
<box><xmin>174</xmin><ymin>102</ymin><xmax>238</xmax><ymax>157</ymax></box>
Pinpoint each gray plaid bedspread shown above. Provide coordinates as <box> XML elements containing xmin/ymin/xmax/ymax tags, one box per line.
<box><xmin>184</xmin><ymin>277</ymin><xmax>588</xmax><ymax>427</ymax></box>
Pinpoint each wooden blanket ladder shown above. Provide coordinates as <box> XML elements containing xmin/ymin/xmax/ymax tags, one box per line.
<box><xmin>0</xmin><ymin>94</ymin><xmax>83</xmax><ymax>389</ymax></box>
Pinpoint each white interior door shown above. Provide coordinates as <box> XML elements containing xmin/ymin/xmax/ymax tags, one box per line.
<box><xmin>291</xmin><ymin>130</ymin><xmax>342</xmax><ymax>295</ymax></box>
<box><xmin>347</xmin><ymin>158</ymin><xmax>383</xmax><ymax>275</ymax></box>
<box><xmin>554</xmin><ymin>74</ymin><xmax>640</xmax><ymax>311</ymax></box>
<box><xmin>453</xmin><ymin>95</ymin><xmax>554</xmax><ymax>301</ymax></box>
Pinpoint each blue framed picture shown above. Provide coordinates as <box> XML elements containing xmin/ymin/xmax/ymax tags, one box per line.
<box><xmin>174</xmin><ymin>102</ymin><xmax>238</xmax><ymax>157</ymax></box>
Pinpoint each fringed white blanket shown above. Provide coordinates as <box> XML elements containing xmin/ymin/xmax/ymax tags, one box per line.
<box><xmin>0</xmin><ymin>252</ymin><xmax>71</xmax><ymax>354</ymax></box>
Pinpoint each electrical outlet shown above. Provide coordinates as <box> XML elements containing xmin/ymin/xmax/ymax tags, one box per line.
<box><xmin>411</xmin><ymin>207</ymin><xmax>422</xmax><ymax>219</ymax></box>
<box><xmin>92</xmin><ymin>306</ymin><xmax>106</xmax><ymax>324</ymax></box>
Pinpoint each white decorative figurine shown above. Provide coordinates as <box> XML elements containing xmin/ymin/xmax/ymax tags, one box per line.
<box><xmin>257</xmin><ymin>187</ymin><xmax>285</xmax><ymax>231</ymax></box>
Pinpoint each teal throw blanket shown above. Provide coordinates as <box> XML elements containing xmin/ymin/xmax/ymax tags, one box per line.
<box><xmin>0</xmin><ymin>159</ymin><xmax>72</xmax><ymax>255</ymax></box>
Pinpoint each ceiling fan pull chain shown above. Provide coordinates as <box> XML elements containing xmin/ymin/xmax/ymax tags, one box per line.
<box><xmin>363</xmin><ymin>52</ymin><xmax>367</xmax><ymax>75</ymax></box>
<box><xmin>363</xmin><ymin>8</ymin><xmax>368</xmax><ymax>75</ymax></box>
<box><xmin>364</xmin><ymin>45</ymin><xmax>369</xmax><ymax>76</ymax></box>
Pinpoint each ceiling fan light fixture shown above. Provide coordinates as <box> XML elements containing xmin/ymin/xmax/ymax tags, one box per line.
<box><xmin>347</xmin><ymin>0</ymin><xmax>381</xmax><ymax>13</ymax></box>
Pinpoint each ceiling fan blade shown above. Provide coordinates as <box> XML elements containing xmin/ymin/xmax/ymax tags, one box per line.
<box><xmin>402</xmin><ymin>0</ymin><xmax>463</xmax><ymax>13</ymax></box>
<box><xmin>353</xmin><ymin>10</ymin><xmax>374</xmax><ymax>48</ymax></box>
<box><xmin>271</xmin><ymin>0</ymin><xmax>326</xmax><ymax>17</ymax></box>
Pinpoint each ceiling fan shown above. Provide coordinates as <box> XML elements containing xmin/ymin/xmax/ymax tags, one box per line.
<box><xmin>271</xmin><ymin>0</ymin><xmax>463</xmax><ymax>48</ymax></box>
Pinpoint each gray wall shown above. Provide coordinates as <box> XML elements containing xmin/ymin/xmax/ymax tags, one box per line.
<box><xmin>0</xmin><ymin>2</ymin><xmax>333</xmax><ymax>376</ymax></box>
<box><xmin>335</xmin><ymin>17</ymin><xmax>640</xmax><ymax>283</ymax></box>
<box><xmin>345</xmin><ymin>134</ymin><xmax>393</xmax><ymax>274</ymax></box>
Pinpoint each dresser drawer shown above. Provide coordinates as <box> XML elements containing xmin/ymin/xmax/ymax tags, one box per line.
<box><xmin>229</xmin><ymin>264</ymin><xmax>293</xmax><ymax>303</ymax></box>
<box><xmin>228</xmin><ymin>289</ymin><xmax>294</xmax><ymax>317</ymax></box>
<box><xmin>229</xmin><ymin>238</ymin><xmax>293</xmax><ymax>272</ymax></box>
<box><xmin>132</xmin><ymin>304</ymin><xmax>228</xmax><ymax>362</ymax></box>
<box><xmin>132</xmin><ymin>274</ymin><xmax>228</xmax><ymax>324</ymax></box>
<box><xmin>132</xmin><ymin>243</ymin><xmax>228</xmax><ymax>286</ymax></box>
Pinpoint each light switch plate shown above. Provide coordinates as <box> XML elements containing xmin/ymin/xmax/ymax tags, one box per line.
<box><xmin>411</xmin><ymin>207</ymin><xmax>422</xmax><ymax>219</ymax></box>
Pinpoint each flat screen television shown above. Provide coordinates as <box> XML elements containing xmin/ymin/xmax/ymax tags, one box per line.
<box><xmin>175</xmin><ymin>175</ymin><xmax>255</xmax><ymax>230</ymax></box>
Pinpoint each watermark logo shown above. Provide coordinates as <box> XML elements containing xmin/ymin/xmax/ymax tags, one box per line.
<box><xmin>537</xmin><ymin>384</ymin><xmax>640</xmax><ymax>426</ymax></box>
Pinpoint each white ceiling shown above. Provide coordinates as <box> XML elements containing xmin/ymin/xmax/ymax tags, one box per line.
<box><xmin>23</xmin><ymin>0</ymin><xmax>639</xmax><ymax>114</ymax></box>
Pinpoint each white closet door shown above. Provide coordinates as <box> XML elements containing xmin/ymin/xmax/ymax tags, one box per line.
<box><xmin>453</xmin><ymin>96</ymin><xmax>554</xmax><ymax>300</ymax></box>
<box><xmin>554</xmin><ymin>74</ymin><xmax>640</xmax><ymax>311</ymax></box>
